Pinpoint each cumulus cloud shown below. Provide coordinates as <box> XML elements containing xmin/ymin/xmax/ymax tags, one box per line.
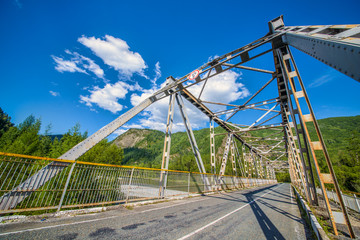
<box><xmin>49</xmin><ymin>91</ymin><xmax>60</xmax><ymax>97</ymax></box>
<box><xmin>80</xmin><ymin>81</ymin><xmax>142</xmax><ymax>114</ymax></box>
<box><xmin>71</xmin><ymin>51</ymin><xmax>104</xmax><ymax>79</ymax></box>
<box><xmin>187</xmin><ymin>70</ymin><xmax>250</xmax><ymax>111</ymax></box>
<box><xmin>127</xmin><ymin>70</ymin><xmax>247</xmax><ymax>132</ymax></box>
<box><xmin>78</xmin><ymin>35</ymin><xmax>147</xmax><ymax>79</ymax></box>
<box><xmin>130</xmin><ymin>90</ymin><xmax>207</xmax><ymax>132</ymax></box>
<box><xmin>113</xmin><ymin>129</ymin><xmax>128</xmax><ymax>136</ymax></box>
<box><xmin>52</xmin><ymin>51</ymin><xmax>104</xmax><ymax>79</ymax></box>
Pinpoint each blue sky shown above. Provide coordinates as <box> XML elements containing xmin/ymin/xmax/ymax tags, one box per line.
<box><xmin>1</xmin><ymin>0</ymin><xmax>360</xmax><ymax>138</ymax></box>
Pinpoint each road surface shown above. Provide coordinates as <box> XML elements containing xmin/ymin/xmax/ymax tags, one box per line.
<box><xmin>0</xmin><ymin>183</ymin><xmax>313</xmax><ymax>239</ymax></box>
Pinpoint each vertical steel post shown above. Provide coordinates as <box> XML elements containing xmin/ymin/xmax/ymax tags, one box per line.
<box><xmin>343</xmin><ymin>192</ymin><xmax>350</xmax><ymax>209</ymax></box>
<box><xmin>188</xmin><ymin>172</ymin><xmax>191</xmax><ymax>195</ymax></box>
<box><xmin>175</xmin><ymin>93</ymin><xmax>210</xmax><ymax>188</ymax></box>
<box><xmin>354</xmin><ymin>194</ymin><xmax>360</xmax><ymax>213</ymax></box>
<box><xmin>159</xmin><ymin>93</ymin><xmax>175</xmax><ymax>197</ymax></box>
<box><xmin>209</xmin><ymin>118</ymin><xmax>217</xmax><ymax>190</ymax></box>
<box><xmin>126</xmin><ymin>168</ymin><xmax>135</xmax><ymax>204</ymax></box>
<box><xmin>57</xmin><ymin>162</ymin><xmax>76</xmax><ymax>212</ymax></box>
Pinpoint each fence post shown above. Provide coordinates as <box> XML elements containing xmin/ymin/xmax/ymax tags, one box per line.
<box><xmin>188</xmin><ymin>172</ymin><xmax>190</xmax><ymax>195</ymax></box>
<box><xmin>343</xmin><ymin>192</ymin><xmax>349</xmax><ymax>209</ymax></box>
<box><xmin>354</xmin><ymin>194</ymin><xmax>360</xmax><ymax>213</ymax></box>
<box><xmin>126</xmin><ymin>168</ymin><xmax>135</xmax><ymax>204</ymax></box>
<box><xmin>331</xmin><ymin>190</ymin><xmax>338</xmax><ymax>207</ymax></box>
<box><xmin>57</xmin><ymin>162</ymin><xmax>76</xmax><ymax>212</ymax></box>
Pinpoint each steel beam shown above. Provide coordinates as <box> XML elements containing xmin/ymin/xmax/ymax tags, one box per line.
<box><xmin>269</xmin><ymin>15</ymin><xmax>360</xmax><ymax>82</ymax></box>
<box><xmin>159</xmin><ymin>93</ymin><xmax>176</xmax><ymax>197</ymax></box>
<box><xmin>175</xmin><ymin>93</ymin><xmax>210</xmax><ymax>188</ymax></box>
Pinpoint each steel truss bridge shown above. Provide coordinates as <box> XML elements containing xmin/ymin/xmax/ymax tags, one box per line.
<box><xmin>0</xmin><ymin>16</ymin><xmax>359</xmax><ymax>238</ymax></box>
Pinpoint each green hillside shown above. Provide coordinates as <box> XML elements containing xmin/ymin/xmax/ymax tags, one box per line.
<box><xmin>0</xmin><ymin>106</ymin><xmax>359</xmax><ymax>192</ymax></box>
<box><xmin>113</xmin><ymin>127</ymin><xmax>228</xmax><ymax>172</ymax></box>
<box><xmin>114</xmin><ymin>115</ymin><xmax>360</xmax><ymax>192</ymax></box>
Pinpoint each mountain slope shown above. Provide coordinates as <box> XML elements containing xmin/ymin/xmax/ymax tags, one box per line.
<box><xmin>113</xmin><ymin>115</ymin><xmax>360</xmax><ymax>191</ymax></box>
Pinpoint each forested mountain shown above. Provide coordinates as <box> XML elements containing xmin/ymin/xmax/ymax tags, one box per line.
<box><xmin>0</xmin><ymin>106</ymin><xmax>359</xmax><ymax>192</ymax></box>
<box><xmin>113</xmin><ymin>127</ymin><xmax>228</xmax><ymax>171</ymax></box>
<box><xmin>113</xmin><ymin>116</ymin><xmax>360</xmax><ymax>192</ymax></box>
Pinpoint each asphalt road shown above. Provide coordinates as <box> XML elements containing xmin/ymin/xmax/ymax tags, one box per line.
<box><xmin>0</xmin><ymin>183</ymin><xmax>313</xmax><ymax>240</ymax></box>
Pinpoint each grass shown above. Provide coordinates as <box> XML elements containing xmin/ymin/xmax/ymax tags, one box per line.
<box><xmin>124</xmin><ymin>205</ymin><xmax>133</xmax><ymax>210</ymax></box>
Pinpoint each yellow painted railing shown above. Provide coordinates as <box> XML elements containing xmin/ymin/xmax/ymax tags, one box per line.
<box><xmin>0</xmin><ymin>152</ymin><xmax>277</xmax><ymax>214</ymax></box>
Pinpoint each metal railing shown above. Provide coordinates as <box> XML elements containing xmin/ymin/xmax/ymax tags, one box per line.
<box><xmin>316</xmin><ymin>188</ymin><xmax>360</xmax><ymax>213</ymax></box>
<box><xmin>0</xmin><ymin>152</ymin><xmax>277</xmax><ymax>214</ymax></box>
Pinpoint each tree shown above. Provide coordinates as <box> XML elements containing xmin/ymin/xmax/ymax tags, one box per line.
<box><xmin>38</xmin><ymin>124</ymin><xmax>53</xmax><ymax>157</ymax></box>
<box><xmin>347</xmin><ymin>131</ymin><xmax>360</xmax><ymax>166</ymax></box>
<box><xmin>0</xmin><ymin>115</ymin><xmax>42</xmax><ymax>155</ymax></box>
<box><xmin>0</xmin><ymin>107</ymin><xmax>14</xmax><ymax>138</ymax></box>
<box><xmin>48</xmin><ymin>123</ymin><xmax>88</xmax><ymax>158</ymax></box>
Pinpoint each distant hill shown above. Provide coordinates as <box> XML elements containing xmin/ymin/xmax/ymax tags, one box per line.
<box><xmin>308</xmin><ymin>115</ymin><xmax>360</xmax><ymax>156</ymax></box>
<box><xmin>47</xmin><ymin>134</ymin><xmax>63</xmax><ymax>141</ymax></box>
<box><xmin>113</xmin><ymin>116</ymin><xmax>359</xmax><ymax>166</ymax></box>
<box><xmin>112</xmin><ymin>126</ymin><xmax>228</xmax><ymax>171</ymax></box>
<box><xmin>112</xmin><ymin>115</ymin><xmax>360</xmax><ymax>191</ymax></box>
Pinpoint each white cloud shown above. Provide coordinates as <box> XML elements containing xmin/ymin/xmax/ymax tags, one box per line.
<box><xmin>49</xmin><ymin>91</ymin><xmax>60</xmax><ymax>97</ymax></box>
<box><xmin>71</xmin><ymin>51</ymin><xmax>104</xmax><ymax>79</ymax></box>
<box><xmin>128</xmin><ymin>70</ymin><xmax>247</xmax><ymax>132</ymax></box>
<box><xmin>52</xmin><ymin>55</ymin><xmax>87</xmax><ymax>74</ymax></box>
<box><xmin>308</xmin><ymin>71</ymin><xmax>336</xmax><ymax>88</ymax></box>
<box><xmin>151</xmin><ymin>61</ymin><xmax>161</xmax><ymax>86</ymax></box>
<box><xmin>113</xmin><ymin>129</ymin><xmax>127</xmax><ymax>136</ymax></box>
<box><xmin>52</xmin><ymin>51</ymin><xmax>104</xmax><ymax>79</ymax></box>
<box><xmin>123</xmin><ymin>123</ymin><xmax>144</xmax><ymax>129</ymax></box>
<box><xmin>187</xmin><ymin>70</ymin><xmax>250</xmax><ymax>111</ymax></box>
<box><xmin>78</xmin><ymin>35</ymin><xmax>147</xmax><ymax>79</ymax></box>
<box><xmin>130</xmin><ymin>92</ymin><xmax>207</xmax><ymax>132</ymax></box>
<box><xmin>80</xmin><ymin>81</ymin><xmax>141</xmax><ymax>114</ymax></box>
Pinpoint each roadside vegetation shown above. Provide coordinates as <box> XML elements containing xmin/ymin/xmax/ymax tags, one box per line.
<box><xmin>0</xmin><ymin>107</ymin><xmax>359</xmax><ymax>192</ymax></box>
<box><xmin>0</xmin><ymin>108</ymin><xmax>123</xmax><ymax>165</ymax></box>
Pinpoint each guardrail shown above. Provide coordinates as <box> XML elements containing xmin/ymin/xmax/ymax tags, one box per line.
<box><xmin>317</xmin><ymin>188</ymin><xmax>360</xmax><ymax>213</ymax></box>
<box><xmin>0</xmin><ymin>152</ymin><xmax>277</xmax><ymax>214</ymax></box>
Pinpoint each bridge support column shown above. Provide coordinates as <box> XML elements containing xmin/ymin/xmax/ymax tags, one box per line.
<box><xmin>159</xmin><ymin>93</ymin><xmax>176</xmax><ymax>198</ymax></box>
<box><xmin>175</xmin><ymin>93</ymin><xmax>210</xmax><ymax>190</ymax></box>
<box><xmin>276</xmin><ymin>45</ymin><xmax>355</xmax><ymax>238</ymax></box>
<box><xmin>209</xmin><ymin>118</ymin><xmax>218</xmax><ymax>190</ymax></box>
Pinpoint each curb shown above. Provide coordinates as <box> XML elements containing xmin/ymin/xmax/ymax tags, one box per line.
<box><xmin>292</xmin><ymin>186</ymin><xmax>330</xmax><ymax>240</ymax></box>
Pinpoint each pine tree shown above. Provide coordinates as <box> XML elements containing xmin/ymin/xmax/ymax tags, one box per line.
<box><xmin>0</xmin><ymin>107</ymin><xmax>14</xmax><ymax>138</ymax></box>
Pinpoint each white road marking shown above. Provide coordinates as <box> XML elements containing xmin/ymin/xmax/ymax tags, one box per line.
<box><xmin>0</xmin><ymin>185</ymin><xmax>280</xmax><ymax>237</ymax></box>
<box><xmin>140</xmin><ymin>198</ymin><xmax>206</xmax><ymax>213</ymax></box>
<box><xmin>0</xmin><ymin>215</ymin><xmax>120</xmax><ymax>236</ymax></box>
<box><xmin>264</xmin><ymin>220</ymin><xmax>271</xmax><ymax>230</ymax></box>
<box><xmin>177</xmin><ymin>184</ymin><xmax>283</xmax><ymax>240</ymax></box>
<box><xmin>0</xmin><ymin>198</ymin><xmax>206</xmax><ymax>236</ymax></box>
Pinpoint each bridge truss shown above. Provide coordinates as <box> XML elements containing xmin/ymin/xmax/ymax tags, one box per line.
<box><xmin>1</xmin><ymin>16</ymin><xmax>359</xmax><ymax>238</ymax></box>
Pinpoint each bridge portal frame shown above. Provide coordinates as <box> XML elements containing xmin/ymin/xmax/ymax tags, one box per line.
<box><xmin>1</xmin><ymin>15</ymin><xmax>359</xmax><ymax>238</ymax></box>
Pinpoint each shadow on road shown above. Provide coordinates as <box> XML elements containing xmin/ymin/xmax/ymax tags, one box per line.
<box><xmin>244</xmin><ymin>186</ymin><xmax>287</xmax><ymax>240</ymax></box>
<box><xmin>205</xmin><ymin>184</ymin><xmax>309</xmax><ymax>239</ymax></box>
<box><xmin>203</xmin><ymin>185</ymin><xmax>277</xmax><ymax>204</ymax></box>
<box><xmin>257</xmin><ymin>199</ymin><xmax>302</xmax><ymax>223</ymax></box>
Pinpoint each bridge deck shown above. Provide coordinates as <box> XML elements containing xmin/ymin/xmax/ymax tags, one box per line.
<box><xmin>0</xmin><ymin>183</ymin><xmax>313</xmax><ymax>240</ymax></box>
